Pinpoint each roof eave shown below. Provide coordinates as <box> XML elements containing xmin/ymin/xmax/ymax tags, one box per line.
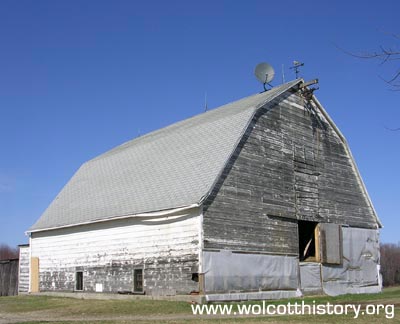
<box><xmin>27</xmin><ymin>203</ymin><xmax>201</xmax><ymax>234</ymax></box>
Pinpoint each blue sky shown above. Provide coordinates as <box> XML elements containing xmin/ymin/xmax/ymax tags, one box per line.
<box><xmin>0</xmin><ymin>1</ymin><xmax>399</xmax><ymax>247</ymax></box>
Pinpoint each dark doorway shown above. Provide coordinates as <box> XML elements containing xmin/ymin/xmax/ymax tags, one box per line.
<box><xmin>75</xmin><ymin>271</ymin><xmax>83</xmax><ymax>291</ymax></box>
<box><xmin>298</xmin><ymin>220</ymin><xmax>318</xmax><ymax>261</ymax></box>
<box><xmin>133</xmin><ymin>269</ymin><xmax>143</xmax><ymax>293</ymax></box>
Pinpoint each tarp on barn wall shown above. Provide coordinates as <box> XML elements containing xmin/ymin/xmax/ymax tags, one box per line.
<box><xmin>322</xmin><ymin>227</ymin><xmax>381</xmax><ymax>296</ymax></box>
<box><xmin>299</xmin><ymin>262</ymin><xmax>323</xmax><ymax>294</ymax></box>
<box><xmin>203</xmin><ymin>250</ymin><xmax>299</xmax><ymax>301</ymax></box>
<box><xmin>205</xmin><ymin>290</ymin><xmax>300</xmax><ymax>302</ymax></box>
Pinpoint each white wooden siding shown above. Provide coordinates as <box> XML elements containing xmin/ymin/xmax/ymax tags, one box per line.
<box><xmin>18</xmin><ymin>246</ymin><xmax>30</xmax><ymax>293</ymax></box>
<box><xmin>31</xmin><ymin>207</ymin><xmax>201</xmax><ymax>271</ymax></box>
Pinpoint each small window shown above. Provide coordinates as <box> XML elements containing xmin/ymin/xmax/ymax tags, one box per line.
<box><xmin>298</xmin><ymin>220</ymin><xmax>318</xmax><ymax>262</ymax></box>
<box><xmin>191</xmin><ymin>273</ymin><xmax>199</xmax><ymax>282</ymax></box>
<box><xmin>133</xmin><ymin>269</ymin><xmax>143</xmax><ymax>292</ymax></box>
<box><xmin>75</xmin><ymin>271</ymin><xmax>83</xmax><ymax>291</ymax></box>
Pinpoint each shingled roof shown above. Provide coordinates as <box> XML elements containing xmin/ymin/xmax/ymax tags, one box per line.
<box><xmin>29</xmin><ymin>80</ymin><xmax>304</xmax><ymax>232</ymax></box>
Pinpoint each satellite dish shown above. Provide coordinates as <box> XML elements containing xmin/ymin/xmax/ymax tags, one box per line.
<box><xmin>254</xmin><ymin>62</ymin><xmax>275</xmax><ymax>91</ymax></box>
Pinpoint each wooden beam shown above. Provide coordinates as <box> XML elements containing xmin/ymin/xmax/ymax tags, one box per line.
<box><xmin>30</xmin><ymin>257</ymin><xmax>39</xmax><ymax>293</ymax></box>
<box><xmin>314</xmin><ymin>224</ymin><xmax>321</xmax><ymax>263</ymax></box>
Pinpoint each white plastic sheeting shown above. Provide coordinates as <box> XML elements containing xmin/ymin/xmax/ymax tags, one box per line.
<box><xmin>206</xmin><ymin>290</ymin><xmax>301</xmax><ymax>302</ymax></box>
<box><xmin>202</xmin><ymin>227</ymin><xmax>381</xmax><ymax>301</ymax></box>
<box><xmin>322</xmin><ymin>227</ymin><xmax>381</xmax><ymax>296</ymax></box>
<box><xmin>203</xmin><ymin>250</ymin><xmax>298</xmax><ymax>293</ymax></box>
<box><xmin>299</xmin><ymin>262</ymin><xmax>323</xmax><ymax>293</ymax></box>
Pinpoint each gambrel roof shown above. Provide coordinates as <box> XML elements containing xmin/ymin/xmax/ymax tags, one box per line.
<box><xmin>30</xmin><ymin>79</ymin><xmax>380</xmax><ymax>232</ymax></box>
<box><xmin>30</xmin><ymin>80</ymin><xmax>301</xmax><ymax>231</ymax></box>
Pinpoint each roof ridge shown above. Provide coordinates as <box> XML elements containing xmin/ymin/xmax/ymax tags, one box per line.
<box><xmin>90</xmin><ymin>79</ymin><xmax>301</xmax><ymax>164</ymax></box>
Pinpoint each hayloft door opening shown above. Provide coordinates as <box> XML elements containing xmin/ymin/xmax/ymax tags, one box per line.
<box><xmin>298</xmin><ymin>220</ymin><xmax>318</xmax><ymax>262</ymax></box>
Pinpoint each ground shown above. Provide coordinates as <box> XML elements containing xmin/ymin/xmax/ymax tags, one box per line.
<box><xmin>0</xmin><ymin>287</ymin><xmax>399</xmax><ymax>323</ymax></box>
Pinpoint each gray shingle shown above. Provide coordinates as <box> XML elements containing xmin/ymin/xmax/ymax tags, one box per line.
<box><xmin>29</xmin><ymin>80</ymin><xmax>301</xmax><ymax>231</ymax></box>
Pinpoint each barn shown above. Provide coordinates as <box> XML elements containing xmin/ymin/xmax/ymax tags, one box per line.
<box><xmin>19</xmin><ymin>79</ymin><xmax>382</xmax><ymax>301</ymax></box>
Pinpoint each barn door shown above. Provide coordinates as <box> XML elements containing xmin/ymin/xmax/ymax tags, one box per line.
<box><xmin>298</xmin><ymin>223</ymin><xmax>342</xmax><ymax>294</ymax></box>
<box><xmin>30</xmin><ymin>257</ymin><xmax>39</xmax><ymax>293</ymax></box>
<box><xmin>299</xmin><ymin>262</ymin><xmax>322</xmax><ymax>294</ymax></box>
<box><xmin>315</xmin><ymin>223</ymin><xmax>342</xmax><ymax>265</ymax></box>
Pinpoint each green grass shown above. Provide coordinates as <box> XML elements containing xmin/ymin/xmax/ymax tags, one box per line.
<box><xmin>0</xmin><ymin>295</ymin><xmax>190</xmax><ymax>315</ymax></box>
<box><xmin>10</xmin><ymin>313</ymin><xmax>400</xmax><ymax>324</ymax></box>
<box><xmin>0</xmin><ymin>286</ymin><xmax>398</xmax><ymax>323</ymax></box>
<box><xmin>244</xmin><ymin>285</ymin><xmax>400</xmax><ymax>306</ymax></box>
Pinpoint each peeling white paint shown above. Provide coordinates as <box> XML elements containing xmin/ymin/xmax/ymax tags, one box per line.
<box><xmin>31</xmin><ymin>207</ymin><xmax>201</xmax><ymax>272</ymax></box>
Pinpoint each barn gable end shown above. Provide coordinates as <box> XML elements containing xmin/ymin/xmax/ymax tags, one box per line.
<box><xmin>203</xmin><ymin>89</ymin><xmax>378</xmax><ymax>243</ymax></box>
<box><xmin>201</xmin><ymin>87</ymin><xmax>381</xmax><ymax>299</ymax></box>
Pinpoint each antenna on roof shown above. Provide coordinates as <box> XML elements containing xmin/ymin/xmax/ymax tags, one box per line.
<box><xmin>281</xmin><ymin>64</ymin><xmax>286</xmax><ymax>84</ymax></box>
<box><xmin>254</xmin><ymin>62</ymin><xmax>275</xmax><ymax>91</ymax></box>
<box><xmin>204</xmin><ymin>91</ymin><xmax>208</xmax><ymax>112</ymax></box>
<box><xmin>290</xmin><ymin>61</ymin><xmax>304</xmax><ymax>79</ymax></box>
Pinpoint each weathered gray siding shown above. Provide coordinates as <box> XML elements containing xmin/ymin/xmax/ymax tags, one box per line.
<box><xmin>203</xmin><ymin>90</ymin><xmax>377</xmax><ymax>253</ymax></box>
<box><xmin>30</xmin><ymin>207</ymin><xmax>201</xmax><ymax>295</ymax></box>
<box><xmin>18</xmin><ymin>245</ymin><xmax>30</xmax><ymax>293</ymax></box>
<box><xmin>0</xmin><ymin>259</ymin><xmax>19</xmax><ymax>296</ymax></box>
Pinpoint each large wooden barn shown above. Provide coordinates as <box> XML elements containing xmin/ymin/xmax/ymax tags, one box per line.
<box><xmin>19</xmin><ymin>79</ymin><xmax>382</xmax><ymax>301</ymax></box>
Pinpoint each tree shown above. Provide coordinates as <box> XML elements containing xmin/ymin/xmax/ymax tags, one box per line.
<box><xmin>380</xmin><ymin>242</ymin><xmax>400</xmax><ymax>286</ymax></box>
<box><xmin>339</xmin><ymin>32</ymin><xmax>400</xmax><ymax>130</ymax></box>
<box><xmin>0</xmin><ymin>243</ymin><xmax>19</xmax><ymax>260</ymax></box>
<box><xmin>344</xmin><ymin>33</ymin><xmax>400</xmax><ymax>90</ymax></box>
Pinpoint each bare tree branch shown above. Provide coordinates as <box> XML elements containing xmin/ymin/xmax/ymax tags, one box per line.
<box><xmin>380</xmin><ymin>243</ymin><xmax>400</xmax><ymax>286</ymax></box>
<box><xmin>337</xmin><ymin>33</ymin><xmax>400</xmax><ymax>129</ymax></box>
<box><xmin>387</xmin><ymin>68</ymin><xmax>400</xmax><ymax>83</ymax></box>
<box><xmin>336</xmin><ymin>33</ymin><xmax>400</xmax><ymax>88</ymax></box>
<box><xmin>385</xmin><ymin>126</ymin><xmax>400</xmax><ymax>131</ymax></box>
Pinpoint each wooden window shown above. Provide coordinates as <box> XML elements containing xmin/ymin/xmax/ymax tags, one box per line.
<box><xmin>191</xmin><ymin>273</ymin><xmax>199</xmax><ymax>282</ymax></box>
<box><xmin>75</xmin><ymin>271</ymin><xmax>83</xmax><ymax>291</ymax></box>
<box><xmin>133</xmin><ymin>269</ymin><xmax>143</xmax><ymax>293</ymax></box>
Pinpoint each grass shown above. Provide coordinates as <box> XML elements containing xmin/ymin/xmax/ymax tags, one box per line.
<box><xmin>0</xmin><ymin>295</ymin><xmax>190</xmax><ymax>315</ymax></box>
<box><xmin>0</xmin><ymin>286</ymin><xmax>398</xmax><ymax>323</ymax></box>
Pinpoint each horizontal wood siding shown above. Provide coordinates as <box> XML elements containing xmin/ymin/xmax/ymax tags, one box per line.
<box><xmin>18</xmin><ymin>246</ymin><xmax>30</xmax><ymax>293</ymax></box>
<box><xmin>203</xmin><ymin>90</ymin><xmax>377</xmax><ymax>254</ymax></box>
<box><xmin>31</xmin><ymin>208</ymin><xmax>201</xmax><ymax>295</ymax></box>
